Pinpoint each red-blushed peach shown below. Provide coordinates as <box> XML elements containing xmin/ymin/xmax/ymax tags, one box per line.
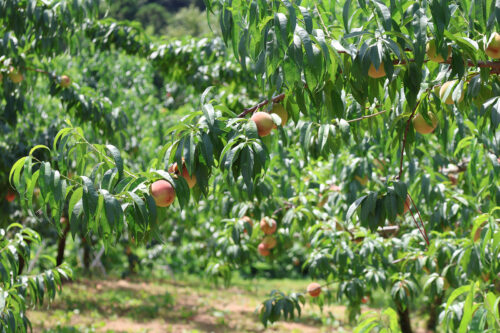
<box><xmin>5</xmin><ymin>190</ymin><xmax>16</xmax><ymax>203</ymax></box>
<box><xmin>150</xmin><ymin>180</ymin><xmax>175</xmax><ymax>207</ymax></box>
<box><xmin>260</xmin><ymin>217</ymin><xmax>277</xmax><ymax>235</ymax></box>
<box><xmin>241</xmin><ymin>216</ymin><xmax>253</xmax><ymax>234</ymax></box>
<box><xmin>251</xmin><ymin>112</ymin><xmax>274</xmax><ymax>137</ymax></box>
<box><xmin>169</xmin><ymin>162</ymin><xmax>197</xmax><ymax>188</ymax></box>
<box><xmin>307</xmin><ymin>282</ymin><xmax>322</xmax><ymax>297</ymax></box>
<box><xmin>258</xmin><ymin>243</ymin><xmax>270</xmax><ymax>256</ymax></box>
<box><xmin>485</xmin><ymin>32</ymin><xmax>500</xmax><ymax>59</ymax></box>
<box><xmin>262</xmin><ymin>236</ymin><xmax>277</xmax><ymax>249</ymax></box>
<box><xmin>60</xmin><ymin>75</ymin><xmax>71</xmax><ymax>88</ymax></box>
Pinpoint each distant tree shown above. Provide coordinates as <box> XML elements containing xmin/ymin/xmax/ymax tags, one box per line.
<box><xmin>106</xmin><ymin>0</ymin><xmax>142</xmax><ymax>21</ymax></box>
<box><xmin>165</xmin><ymin>5</ymin><xmax>214</xmax><ymax>38</ymax></box>
<box><xmin>136</xmin><ymin>3</ymin><xmax>171</xmax><ymax>34</ymax></box>
<box><xmin>154</xmin><ymin>0</ymin><xmax>205</xmax><ymax>11</ymax></box>
<box><xmin>103</xmin><ymin>0</ymin><xmax>207</xmax><ymax>36</ymax></box>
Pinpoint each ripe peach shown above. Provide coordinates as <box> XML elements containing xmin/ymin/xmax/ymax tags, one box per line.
<box><xmin>426</xmin><ymin>40</ymin><xmax>451</xmax><ymax>62</ymax></box>
<box><xmin>5</xmin><ymin>190</ymin><xmax>16</xmax><ymax>203</ymax></box>
<box><xmin>150</xmin><ymin>180</ymin><xmax>175</xmax><ymax>207</ymax></box>
<box><xmin>8</xmin><ymin>67</ymin><xmax>23</xmax><ymax>84</ymax></box>
<box><xmin>368</xmin><ymin>63</ymin><xmax>386</xmax><ymax>78</ymax></box>
<box><xmin>241</xmin><ymin>216</ymin><xmax>253</xmax><ymax>234</ymax></box>
<box><xmin>413</xmin><ymin>112</ymin><xmax>438</xmax><ymax>134</ymax></box>
<box><xmin>60</xmin><ymin>216</ymin><xmax>68</xmax><ymax>226</ymax></box>
<box><xmin>262</xmin><ymin>236</ymin><xmax>277</xmax><ymax>249</ymax></box>
<box><xmin>60</xmin><ymin>75</ymin><xmax>71</xmax><ymax>88</ymax></box>
<box><xmin>168</xmin><ymin>162</ymin><xmax>196</xmax><ymax>188</ymax></box>
<box><xmin>260</xmin><ymin>217</ymin><xmax>277</xmax><ymax>235</ymax></box>
<box><xmin>403</xmin><ymin>196</ymin><xmax>411</xmax><ymax>214</ymax></box>
<box><xmin>307</xmin><ymin>282</ymin><xmax>321</xmax><ymax>297</ymax></box>
<box><xmin>439</xmin><ymin>80</ymin><xmax>464</xmax><ymax>105</ymax></box>
<box><xmin>329</xmin><ymin>184</ymin><xmax>341</xmax><ymax>192</ymax></box>
<box><xmin>270</xmin><ymin>104</ymin><xmax>288</xmax><ymax>128</ymax></box>
<box><xmin>258</xmin><ymin>243</ymin><xmax>270</xmax><ymax>256</ymax></box>
<box><xmin>251</xmin><ymin>112</ymin><xmax>274</xmax><ymax>137</ymax></box>
<box><xmin>485</xmin><ymin>32</ymin><xmax>500</xmax><ymax>59</ymax></box>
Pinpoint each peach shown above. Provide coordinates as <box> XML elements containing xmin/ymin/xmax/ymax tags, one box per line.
<box><xmin>60</xmin><ymin>75</ymin><xmax>71</xmax><ymax>88</ymax></box>
<box><xmin>485</xmin><ymin>32</ymin><xmax>500</xmax><ymax>59</ymax></box>
<box><xmin>307</xmin><ymin>282</ymin><xmax>321</xmax><ymax>297</ymax></box>
<box><xmin>168</xmin><ymin>162</ymin><xmax>196</xmax><ymax>188</ymax></box>
<box><xmin>150</xmin><ymin>180</ymin><xmax>175</xmax><ymax>207</ymax></box>
<box><xmin>368</xmin><ymin>63</ymin><xmax>385</xmax><ymax>78</ymax></box>
<box><xmin>262</xmin><ymin>236</ymin><xmax>277</xmax><ymax>249</ymax></box>
<box><xmin>251</xmin><ymin>112</ymin><xmax>274</xmax><ymax>137</ymax></box>
<box><xmin>270</xmin><ymin>104</ymin><xmax>288</xmax><ymax>128</ymax></box>
<box><xmin>260</xmin><ymin>217</ymin><xmax>277</xmax><ymax>235</ymax></box>
<box><xmin>439</xmin><ymin>80</ymin><xmax>464</xmax><ymax>105</ymax></box>
<box><xmin>413</xmin><ymin>112</ymin><xmax>438</xmax><ymax>134</ymax></box>
<box><xmin>426</xmin><ymin>40</ymin><xmax>451</xmax><ymax>62</ymax></box>
<box><xmin>258</xmin><ymin>243</ymin><xmax>270</xmax><ymax>256</ymax></box>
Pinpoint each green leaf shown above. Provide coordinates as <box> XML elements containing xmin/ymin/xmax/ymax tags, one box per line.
<box><xmin>458</xmin><ymin>282</ymin><xmax>476</xmax><ymax>333</ymax></box>
<box><xmin>81</xmin><ymin>176</ymin><xmax>99</xmax><ymax>217</ymax></box>
<box><xmin>347</xmin><ymin>195</ymin><xmax>368</xmax><ymax>221</ymax></box>
<box><xmin>106</xmin><ymin>145</ymin><xmax>124</xmax><ymax>180</ymax></box>
<box><xmin>445</xmin><ymin>284</ymin><xmax>471</xmax><ymax>311</ymax></box>
<box><xmin>371</xmin><ymin>0</ymin><xmax>391</xmax><ymax>31</ymax></box>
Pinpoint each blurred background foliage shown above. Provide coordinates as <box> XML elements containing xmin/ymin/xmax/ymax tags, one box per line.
<box><xmin>103</xmin><ymin>0</ymin><xmax>215</xmax><ymax>37</ymax></box>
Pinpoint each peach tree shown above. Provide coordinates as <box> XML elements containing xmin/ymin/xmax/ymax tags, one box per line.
<box><xmin>3</xmin><ymin>0</ymin><xmax>500</xmax><ymax>332</ymax></box>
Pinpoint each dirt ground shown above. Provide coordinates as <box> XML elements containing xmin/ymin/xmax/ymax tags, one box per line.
<box><xmin>29</xmin><ymin>277</ymin><xmax>352</xmax><ymax>333</ymax></box>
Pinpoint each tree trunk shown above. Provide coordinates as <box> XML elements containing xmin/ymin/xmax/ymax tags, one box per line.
<box><xmin>18</xmin><ymin>253</ymin><xmax>25</xmax><ymax>275</ymax></box>
<box><xmin>82</xmin><ymin>237</ymin><xmax>91</xmax><ymax>275</ymax></box>
<box><xmin>18</xmin><ymin>238</ymin><xmax>32</xmax><ymax>275</ymax></box>
<box><xmin>397</xmin><ymin>305</ymin><xmax>413</xmax><ymax>333</ymax></box>
<box><xmin>426</xmin><ymin>295</ymin><xmax>443</xmax><ymax>332</ymax></box>
<box><xmin>56</xmin><ymin>223</ymin><xmax>70</xmax><ymax>266</ymax></box>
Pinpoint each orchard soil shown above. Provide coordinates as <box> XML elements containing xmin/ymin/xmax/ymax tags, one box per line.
<box><xmin>29</xmin><ymin>276</ymin><xmax>428</xmax><ymax>332</ymax></box>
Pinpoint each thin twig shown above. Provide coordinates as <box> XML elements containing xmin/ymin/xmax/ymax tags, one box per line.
<box><xmin>272</xmin><ymin>201</ymin><xmax>294</xmax><ymax>216</ymax></box>
<box><xmin>75</xmin><ymin>132</ymin><xmax>137</xmax><ymax>179</ymax></box>
<box><xmin>25</xmin><ymin>67</ymin><xmax>50</xmax><ymax>75</ymax></box>
<box><xmin>408</xmin><ymin>195</ymin><xmax>429</xmax><ymax>245</ymax></box>
<box><xmin>314</xmin><ymin>4</ymin><xmax>331</xmax><ymax>39</ymax></box>
<box><xmin>347</xmin><ymin>109</ymin><xmax>387</xmax><ymax>123</ymax></box>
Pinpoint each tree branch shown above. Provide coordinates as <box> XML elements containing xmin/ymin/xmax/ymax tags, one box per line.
<box><xmin>237</xmin><ymin>93</ymin><xmax>286</xmax><ymax>118</ymax></box>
